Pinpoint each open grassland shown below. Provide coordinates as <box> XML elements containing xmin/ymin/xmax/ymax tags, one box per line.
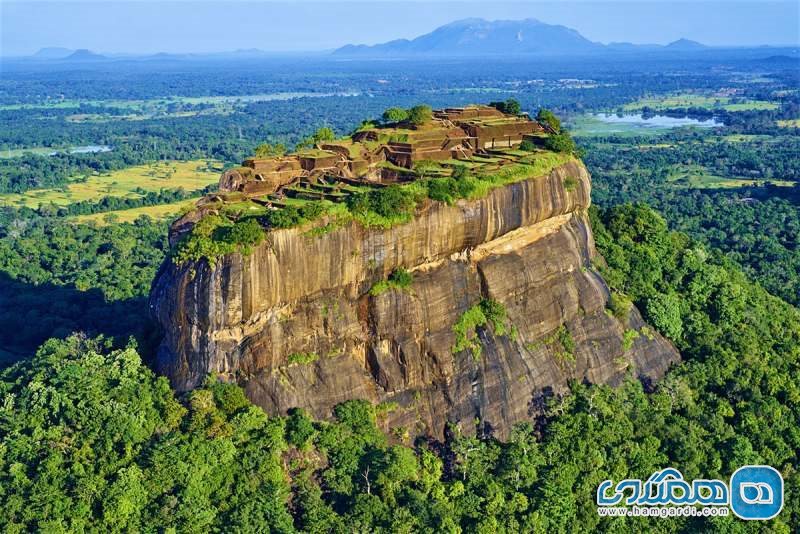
<box><xmin>0</xmin><ymin>147</ymin><xmax>57</xmax><ymax>159</ymax></box>
<box><xmin>622</xmin><ymin>93</ymin><xmax>778</xmax><ymax>112</ymax></box>
<box><xmin>71</xmin><ymin>199</ymin><xmax>197</xmax><ymax>225</ymax></box>
<box><xmin>720</xmin><ymin>134</ymin><xmax>775</xmax><ymax>143</ymax></box>
<box><xmin>0</xmin><ymin>160</ymin><xmax>222</xmax><ymax>208</ymax></box>
<box><xmin>665</xmin><ymin>164</ymin><xmax>794</xmax><ymax>189</ymax></box>
<box><xmin>567</xmin><ymin>115</ymin><xmax>676</xmax><ymax>137</ymax></box>
<box><xmin>777</xmin><ymin>119</ymin><xmax>800</xmax><ymax>128</ymax></box>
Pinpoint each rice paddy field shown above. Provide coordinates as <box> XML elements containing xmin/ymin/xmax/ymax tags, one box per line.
<box><xmin>0</xmin><ymin>159</ymin><xmax>222</xmax><ymax>208</ymax></box>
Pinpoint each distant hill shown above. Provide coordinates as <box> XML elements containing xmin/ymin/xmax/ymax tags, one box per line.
<box><xmin>33</xmin><ymin>47</ymin><xmax>75</xmax><ymax>59</ymax></box>
<box><xmin>665</xmin><ymin>38</ymin><xmax>707</xmax><ymax>51</ymax></box>
<box><xmin>335</xmin><ymin>18</ymin><xmax>600</xmax><ymax>57</ymax></box>
<box><xmin>63</xmin><ymin>49</ymin><xmax>107</xmax><ymax>61</ymax></box>
<box><xmin>334</xmin><ymin>18</ymin><xmax>709</xmax><ymax>57</ymax></box>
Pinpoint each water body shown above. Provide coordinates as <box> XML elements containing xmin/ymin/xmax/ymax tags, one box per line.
<box><xmin>593</xmin><ymin>113</ymin><xmax>721</xmax><ymax>129</ymax></box>
<box><xmin>48</xmin><ymin>145</ymin><xmax>113</xmax><ymax>156</ymax></box>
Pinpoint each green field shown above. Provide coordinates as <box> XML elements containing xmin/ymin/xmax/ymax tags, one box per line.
<box><xmin>0</xmin><ymin>147</ymin><xmax>58</xmax><ymax>159</ymax></box>
<box><xmin>665</xmin><ymin>164</ymin><xmax>794</xmax><ymax>189</ymax></box>
<box><xmin>622</xmin><ymin>93</ymin><xmax>778</xmax><ymax>112</ymax></box>
<box><xmin>71</xmin><ymin>199</ymin><xmax>198</xmax><ymax>225</ymax></box>
<box><xmin>567</xmin><ymin>114</ymin><xmax>678</xmax><ymax>137</ymax></box>
<box><xmin>777</xmin><ymin>119</ymin><xmax>800</xmax><ymax>128</ymax></box>
<box><xmin>0</xmin><ymin>159</ymin><xmax>222</xmax><ymax>208</ymax></box>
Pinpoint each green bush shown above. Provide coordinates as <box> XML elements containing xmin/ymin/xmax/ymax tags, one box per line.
<box><xmin>173</xmin><ymin>215</ymin><xmax>265</xmax><ymax>266</ymax></box>
<box><xmin>267</xmin><ymin>206</ymin><xmax>303</xmax><ymax>228</ymax></box>
<box><xmin>452</xmin><ymin>299</ymin><xmax>510</xmax><ymax>359</ymax></box>
<box><xmin>544</xmin><ymin>132</ymin><xmax>577</xmax><ymax>154</ymax></box>
<box><xmin>622</xmin><ymin>329</ymin><xmax>640</xmax><ymax>351</ymax></box>
<box><xmin>556</xmin><ymin>325</ymin><xmax>575</xmax><ymax>360</ymax></box>
<box><xmin>221</xmin><ymin>218</ymin><xmax>266</xmax><ymax>254</ymax></box>
<box><xmin>451</xmin><ymin>165</ymin><xmax>471</xmax><ymax>180</ymax></box>
<box><xmin>299</xmin><ymin>202</ymin><xmax>325</xmax><ymax>219</ymax></box>
<box><xmin>608</xmin><ymin>292</ymin><xmax>633</xmax><ymax>322</ymax></box>
<box><xmin>267</xmin><ymin>202</ymin><xmax>327</xmax><ymax>229</ymax></box>
<box><xmin>519</xmin><ymin>139</ymin><xmax>536</xmax><ymax>151</ymax></box>
<box><xmin>407</xmin><ymin>104</ymin><xmax>433</xmax><ymax>126</ymax></box>
<box><xmin>426</xmin><ymin>176</ymin><xmax>478</xmax><ymax>205</ymax></box>
<box><xmin>287</xmin><ymin>352</ymin><xmax>319</xmax><ymax>365</ymax></box>
<box><xmin>347</xmin><ymin>185</ymin><xmax>418</xmax><ymax>225</ymax></box>
<box><xmin>489</xmin><ymin>98</ymin><xmax>522</xmax><ymax>115</ymax></box>
<box><xmin>369</xmin><ymin>267</ymin><xmax>413</xmax><ymax>296</ymax></box>
<box><xmin>382</xmin><ymin>107</ymin><xmax>409</xmax><ymax>123</ymax></box>
<box><xmin>536</xmin><ymin>108</ymin><xmax>562</xmax><ymax>132</ymax></box>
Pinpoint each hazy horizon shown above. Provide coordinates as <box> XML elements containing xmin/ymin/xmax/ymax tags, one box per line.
<box><xmin>2</xmin><ymin>1</ymin><xmax>799</xmax><ymax>57</ymax></box>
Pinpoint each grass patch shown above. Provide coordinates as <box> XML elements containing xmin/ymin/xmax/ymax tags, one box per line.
<box><xmin>526</xmin><ymin>325</ymin><xmax>575</xmax><ymax>362</ymax></box>
<box><xmin>622</xmin><ymin>93</ymin><xmax>778</xmax><ymax>112</ymax></box>
<box><xmin>0</xmin><ymin>159</ymin><xmax>221</xmax><ymax>209</ymax></box>
<box><xmin>71</xmin><ymin>199</ymin><xmax>198</xmax><ymax>225</ymax></box>
<box><xmin>622</xmin><ymin>329</ymin><xmax>640</xmax><ymax>352</ymax></box>
<box><xmin>287</xmin><ymin>352</ymin><xmax>319</xmax><ymax>365</ymax></box>
<box><xmin>664</xmin><ymin>163</ymin><xmax>794</xmax><ymax>189</ymax></box>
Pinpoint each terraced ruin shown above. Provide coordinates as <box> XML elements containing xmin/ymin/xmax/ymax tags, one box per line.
<box><xmin>170</xmin><ymin>105</ymin><xmax>554</xmax><ymax>245</ymax></box>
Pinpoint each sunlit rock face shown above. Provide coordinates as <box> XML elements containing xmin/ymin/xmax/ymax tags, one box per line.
<box><xmin>150</xmin><ymin>160</ymin><xmax>678</xmax><ymax>439</ymax></box>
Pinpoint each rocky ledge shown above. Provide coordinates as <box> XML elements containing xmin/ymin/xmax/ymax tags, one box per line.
<box><xmin>150</xmin><ymin>159</ymin><xmax>679</xmax><ymax>439</ymax></box>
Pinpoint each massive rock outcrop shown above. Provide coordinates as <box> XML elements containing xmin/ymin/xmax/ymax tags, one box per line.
<box><xmin>150</xmin><ymin>159</ymin><xmax>679</xmax><ymax>439</ymax></box>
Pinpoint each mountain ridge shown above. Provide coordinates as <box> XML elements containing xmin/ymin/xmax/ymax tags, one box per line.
<box><xmin>334</xmin><ymin>17</ymin><xmax>708</xmax><ymax>57</ymax></box>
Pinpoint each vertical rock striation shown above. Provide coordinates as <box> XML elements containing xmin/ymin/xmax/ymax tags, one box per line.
<box><xmin>150</xmin><ymin>159</ymin><xmax>679</xmax><ymax>439</ymax></box>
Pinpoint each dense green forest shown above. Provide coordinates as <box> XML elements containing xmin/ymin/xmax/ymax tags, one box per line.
<box><xmin>0</xmin><ymin>213</ymin><xmax>165</xmax><ymax>360</ymax></box>
<box><xmin>582</xmin><ymin>129</ymin><xmax>800</xmax><ymax>306</ymax></box>
<box><xmin>2</xmin><ymin>204</ymin><xmax>798</xmax><ymax>532</ymax></box>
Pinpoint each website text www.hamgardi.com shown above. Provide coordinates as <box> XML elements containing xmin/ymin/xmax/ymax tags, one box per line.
<box><xmin>598</xmin><ymin>506</ymin><xmax>729</xmax><ymax>518</ymax></box>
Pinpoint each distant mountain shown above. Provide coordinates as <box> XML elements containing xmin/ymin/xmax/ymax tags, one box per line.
<box><xmin>665</xmin><ymin>38</ymin><xmax>707</xmax><ymax>51</ymax></box>
<box><xmin>63</xmin><ymin>49</ymin><xmax>107</xmax><ymax>61</ymax></box>
<box><xmin>33</xmin><ymin>47</ymin><xmax>74</xmax><ymax>59</ymax></box>
<box><xmin>335</xmin><ymin>18</ymin><xmax>600</xmax><ymax>57</ymax></box>
<box><xmin>334</xmin><ymin>18</ymin><xmax>710</xmax><ymax>57</ymax></box>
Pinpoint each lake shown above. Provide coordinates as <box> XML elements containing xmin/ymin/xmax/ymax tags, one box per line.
<box><xmin>52</xmin><ymin>145</ymin><xmax>113</xmax><ymax>155</ymax></box>
<box><xmin>593</xmin><ymin>113</ymin><xmax>722</xmax><ymax>129</ymax></box>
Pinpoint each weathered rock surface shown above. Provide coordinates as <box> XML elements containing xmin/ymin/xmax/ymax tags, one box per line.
<box><xmin>150</xmin><ymin>160</ymin><xmax>679</xmax><ymax>439</ymax></box>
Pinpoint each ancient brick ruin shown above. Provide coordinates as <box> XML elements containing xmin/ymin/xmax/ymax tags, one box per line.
<box><xmin>217</xmin><ymin>105</ymin><xmax>545</xmax><ymax>201</ymax></box>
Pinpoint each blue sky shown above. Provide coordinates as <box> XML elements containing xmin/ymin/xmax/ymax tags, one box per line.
<box><xmin>2</xmin><ymin>1</ymin><xmax>798</xmax><ymax>56</ymax></box>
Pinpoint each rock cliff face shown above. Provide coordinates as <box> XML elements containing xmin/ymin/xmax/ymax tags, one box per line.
<box><xmin>150</xmin><ymin>160</ymin><xmax>679</xmax><ymax>439</ymax></box>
